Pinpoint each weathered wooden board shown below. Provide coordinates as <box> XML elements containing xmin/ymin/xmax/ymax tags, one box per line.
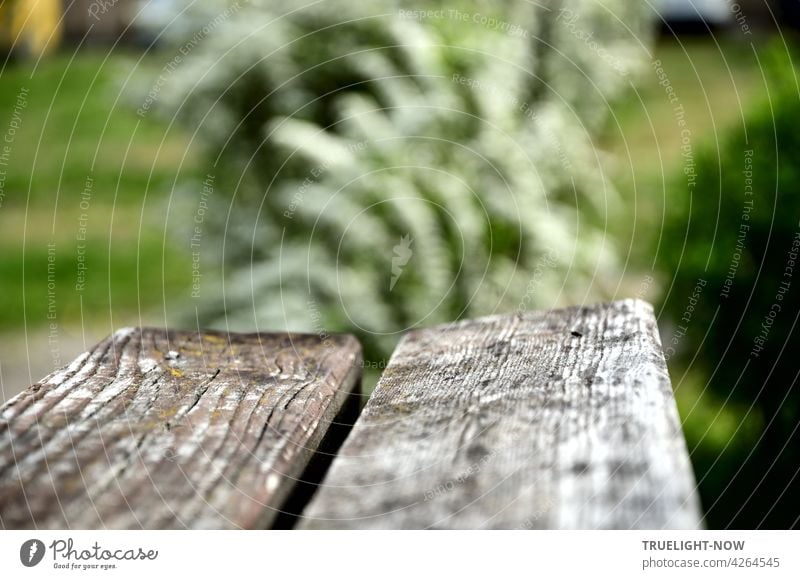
<box><xmin>0</xmin><ymin>328</ymin><xmax>361</xmax><ymax>529</ymax></box>
<box><xmin>300</xmin><ymin>299</ymin><xmax>702</xmax><ymax>529</ymax></box>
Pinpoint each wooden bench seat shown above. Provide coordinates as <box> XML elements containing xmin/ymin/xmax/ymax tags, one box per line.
<box><xmin>0</xmin><ymin>328</ymin><xmax>361</xmax><ymax>529</ymax></box>
<box><xmin>300</xmin><ymin>300</ymin><xmax>701</xmax><ymax>529</ymax></box>
<box><xmin>0</xmin><ymin>300</ymin><xmax>701</xmax><ymax>529</ymax></box>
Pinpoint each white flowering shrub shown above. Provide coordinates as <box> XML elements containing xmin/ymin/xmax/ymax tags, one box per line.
<box><xmin>139</xmin><ymin>0</ymin><xmax>653</xmax><ymax>361</ymax></box>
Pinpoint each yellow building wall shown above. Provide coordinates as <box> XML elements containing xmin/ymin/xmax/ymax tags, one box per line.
<box><xmin>1</xmin><ymin>0</ymin><xmax>62</xmax><ymax>57</ymax></box>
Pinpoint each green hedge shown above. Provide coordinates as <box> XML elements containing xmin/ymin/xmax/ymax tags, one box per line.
<box><xmin>658</xmin><ymin>43</ymin><xmax>800</xmax><ymax>529</ymax></box>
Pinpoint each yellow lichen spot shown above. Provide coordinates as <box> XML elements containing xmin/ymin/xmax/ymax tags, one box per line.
<box><xmin>159</xmin><ymin>407</ymin><xmax>178</xmax><ymax>420</ymax></box>
<box><xmin>169</xmin><ymin>368</ymin><xmax>184</xmax><ymax>378</ymax></box>
<box><xmin>62</xmin><ymin>477</ymin><xmax>83</xmax><ymax>494</ymax></box>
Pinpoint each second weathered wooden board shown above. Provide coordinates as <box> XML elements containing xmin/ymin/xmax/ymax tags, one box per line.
<box><xmin>0</xmin><ymin>328</ymin><xmax>361</xmax><ymax>529</ymax></box>
<box><xmin>300</xmin><ymin>299</ymin><xmax>702</xmax><ymax>529</ymax></box>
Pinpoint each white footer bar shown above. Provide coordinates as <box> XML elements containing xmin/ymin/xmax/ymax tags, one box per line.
<box><xmin>1</xmin><ymin>530</ymin><xmax>797</xmax><ymax>578</ymax></box>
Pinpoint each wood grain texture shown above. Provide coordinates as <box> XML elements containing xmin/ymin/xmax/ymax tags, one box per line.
<box><xmin>300</xmin><ymin>299</ymin><xmax>702</xmax><ymax>529</ymax></box>
<box><xmin>0</xmin><ymin>328</ymin><xmax>361</xmax><ymax>529</ymax></box>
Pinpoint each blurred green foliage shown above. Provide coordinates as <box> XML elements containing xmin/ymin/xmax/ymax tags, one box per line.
<box><xmin>659</xmin><ymin>42</ymin><xmax>800</xmax><ymax>528</ymax></box>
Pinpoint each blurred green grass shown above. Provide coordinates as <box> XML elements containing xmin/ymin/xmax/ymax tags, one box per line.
<box><xmin>606</xmin><ymin>37</ymin><xmax>763</xmax><ymax>173</ymax></box>
<box><xmin>603</xmin><ymin>37</ymin><xmax>764</xmax><ymax>267</ymax></box>
<box><xmin>0</xmin><ymin>52</ymin><xmax>201</xmax><ymax>330</ymax></box>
